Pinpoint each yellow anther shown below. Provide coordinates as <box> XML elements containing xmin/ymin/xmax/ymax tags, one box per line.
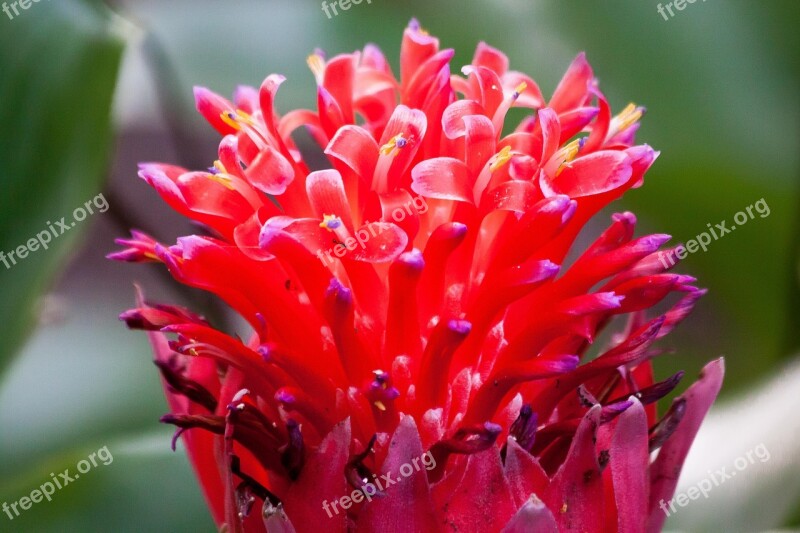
<box><xmin>513</xmin><ymin>82</ymin><xmax>528</xmax><ymax>98</ymax></box>
<box><xmin>207</xmin><ymin>160</ymin><xmax>236</xmax><ymax>190</ymax></box>
<box><xmin>561</xmin><ymin>138</ymin><xmax>583</xmax><ymax>163</ymax></box>
<box><xmin>220</xmin><ymin>111</ymin><xmax>241</xmax><ymax>131</ymax></box>
<box><xmin>380</xmin><ymin>133</ymin><xmax>408</xmax><ymax>157</ymax></box>
<box><xmin>489</xmin><ymin>145</ymin><xmax>514</xmax><ymax>172</ymax></box>
<box><xmin>307</xmin><ymin>53</ymin><xmax>326</xmax><ymax>83</ymax></box>
<box><xmin>234</xmin><ymin>109</ymin><xmax>256</xmax><ymax>127</ymax></box>
<box><xmin>207</xmin><ymin>173</ymin><xmax>235</xmax><ymax>191</ymax></box>
<box><xmin>374</xmin><ymin>401</ymin><xmax>387</xmax><ymax>412</ymax></box>
<box><xmin>614</xmin><ymin>102</ymin><xmax>645</xmax><ymax>133</ymax></box>
<box><xmin>219</xmin><ymin>109</ymin><xmax>257</xmax><ymax>131</ymax></box>
<box><xmin>319</xmin><ymin>214</ymin><xmax>343</xmax><ymax>232</ymax></box>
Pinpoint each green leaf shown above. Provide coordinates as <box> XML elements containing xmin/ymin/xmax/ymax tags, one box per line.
<box><xmin>0</xmin><ymin>1</ymin><xmax>125</xmax><ymax>372</ymax></box>
<box><xmin>0</xmin><ymin>430</ymin><xmax>213</xmax><ymax>531</ymax></box>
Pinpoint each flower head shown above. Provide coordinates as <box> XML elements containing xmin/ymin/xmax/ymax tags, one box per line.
<box><xmin>113</xmin><ymin>20</ymin><xmax>723</xmax><ymax>532</ymax></box>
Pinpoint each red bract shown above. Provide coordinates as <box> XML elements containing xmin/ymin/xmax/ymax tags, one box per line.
<box><xmin>112</xmin><ymin>20</ymin><xmax>723</xmax><ymax>533</ymax></box>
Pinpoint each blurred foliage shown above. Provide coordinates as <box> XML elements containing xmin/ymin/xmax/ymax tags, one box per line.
<box><xmin>0</xmin><ymin>0</ymin><xmax>124</xmax><ymax>372</ymax></box>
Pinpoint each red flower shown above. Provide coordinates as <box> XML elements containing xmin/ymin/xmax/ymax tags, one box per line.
<box><xmin>112</xmin><ymin>20</ymin><xmax>723</xmax><ymax>532</ymax></box>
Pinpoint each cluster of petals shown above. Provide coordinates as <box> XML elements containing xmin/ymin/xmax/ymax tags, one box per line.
<box><xmin>112</xmin><ymin>19</ymin><xmax>723</xmax><ymax>533</ymax></box>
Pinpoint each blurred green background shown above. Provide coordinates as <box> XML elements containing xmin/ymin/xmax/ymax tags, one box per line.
<box><xmin>0</xmin><ymin>0</ymin><xmax>797</xmax><ymax>531</ymax></box>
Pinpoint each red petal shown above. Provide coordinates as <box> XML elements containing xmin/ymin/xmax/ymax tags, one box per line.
<box><xmin>549</xmin><ymin>52</ymin><xmax>594</xmax><ymax>114</ymax></box>
<box><xmin>503</xmin><ymin>71</ymin><xmax>545</xmax><ymax>109</ymax></box>
<box><xmin>349</xmin><ymin>221</ymin><xmax>409</xmax><ymax>263</ymax></box>
<box><xmin>543</xmin><ymin>151</ymin><xmax>632</xmax><ymax>198</ymax></box>
<box><xmin>538</xmin><ymin>107</ymin><xmax>561</xmax><ymax>165</ymax></box>
<box><xmin>322</xmin><ymin>53</ymin><xmax>358</xmax><ymax>124</ymax></box>
<box><xmin>245</xmin><ymin>146</ymin><xmax>295</xmax><ymax>196</ymax></box>
<box><xmin>324</xmin><ymin>125</ymin><xmax>379</xmax><ymax>184</ymax></box>
<box><xmin>400</xmin><ymin>20</ymin><xmax>440</xmax><ymax>87</ymax></box>
<box><xmin>194</xmin><ymin>86</ymin><xmax>238</xmax><ymax>136</ymax></box>
<box><xmin>306</xmin><ymin>169</ymin><xmax>355</xmax><ymax>229</ymax></box>
<box><xmin>442</xmin><ymin>99</ymin><xmax>486</xmax><ymax>140</ymax></box>
<box><xmin>411</xmin><ymin>157</ymin><xmax>472</xmax><ymax>203</ymax></box>
<box><xmin>480</xmin><ymin>180</ymin><xmax>539</xmax><ymax>214</ymax></box>
<box><xmin>472</xmin><ymin>41</ymin><xmax>509</xmax><ymax>75</ymax></box>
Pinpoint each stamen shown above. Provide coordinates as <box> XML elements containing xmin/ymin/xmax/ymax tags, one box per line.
<box><xmin>319</xmin><ymin>214</ymin><xmax>343</xmax><ymax>232</ymax></box>
<box><xmin>281</xmin><ymin>419</ymin><xmax>305</xmax><ymax>480</ymax></box>
<box><xmin>345</xmin><ymin>435</ymin><xmax>383</xmax><ymax>497</ymax></box>
<box><xmin>368</xmin><ymin>369</ymin><xmax>400</xmax><ymax>413</ymax></box>
<box><xmin>611</xmin><ymin>102</ymin><xmax>646</xmax><ymax>134</ymax></box>
<box><xmin>553</xmin><ymin>137</ymin><xmax>586</xmax><ymax>176</ymax></box>
<box><xmin>512</xmin><ymin>81</ymin><xmax>528</xmax><ymax>100</ymax></box>
<box><xmin>427</xmin><ymin>422</ymin><xmax>502</xmax><ymax>483</ymax></box>
<box><xmin>509</xmin><ymin>404</ymin><xmax>538</xmax><ymax>453</ymax></box>
<box><xmin>206</xmin><ymin>172</ymin><xmax>236</xmax><ymax>191</ymax></box>
<box><xmin>220</xmin><ymin>111</ymin><xmax>242</xmax><ymax>131</ymax></box>
<box><xmin>489</xmin><ymin>145</ymin><xmax>513</xmax><ymax>172</ymax></box>
<box><xmin>307</xmin><ymin>53</ymin><xmax>326</xmax><ymax>84</ymax></box>
<box><xmin>380</xmin><ymin>133</ymin><xmax>408</xmax><ymax>157</ymax></box>
<box><xmin>649</xmin><ymin>398</ymin><xmax>686</xmax><ymax>452</ymax></box>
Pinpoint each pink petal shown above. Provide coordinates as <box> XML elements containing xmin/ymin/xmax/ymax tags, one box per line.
<box><xmin>440</xmin><ymin>447</ymin><xmax>517</xmax><ymax>531</ymax></box>
<box><xmin>542</xmin><ymin>406</ymin><xmax>606</xmax><ymax>533</ymax></box>
<box><xmin>283</xmin><ymin>419</ymin><xmax>351</xmax><ymax>530</ymax></box>
<box><xmin>611</xmin><ymin>397</ymin><xmax>649</xmax><ymax>533</ymax></box>
<box><xmin>646</xmin><ymin>358</ymin><xmax>725</xmax><ymax>533</ymax></box>
<box><xmin>501</xmin><ymin>495</ymin><xmax>558</xmax><ymax>533</ymax></box>
<box><xmin>504</xmin><ymin>438</ymin><xmax>550</xmax><ymax>507</ymax></box>
<box><xmin>359</xmin><ymin>416</ymin><xmax>438</xmax><ymax>531</ymax></box>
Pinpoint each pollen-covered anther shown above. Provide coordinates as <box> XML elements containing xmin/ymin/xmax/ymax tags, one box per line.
<box><xmin>205</xmin><ymin>169</ymin><xmax>236</xmax><ymax>191</ymax></box>
<box><xmin>319</xmin><ymin>214</ymin><xmax>343</xmax><ymax>232</ymax></box>
<box><xmin>512</xmin><ymin>81</ymin><xmax>528</xmax><ymax>100</ymax></box>
<box><xmin>219</xmin><ymin>109</ymin><xmax>256</xmax><ymax>132</ymax></box>
<box><xmin>368</xmin><ymin>369</ymin><xmax>400</xmax><ymax>411</ymax></box>
<box><xmin>380</xmin><ymin>133</ymin><xmax>409</xmax><ymax>157</ymax></box>
<box><xmin>489</xmin><ymin>145</ymin><xmax>514</xmax><ymax>172</ymax></box>
<box><xmin>611</xmin><ymin>102</ymin><xmax>646</xmax><ymax>134</ymax></box>
<box><xmin>306</xmin><ymin>52</ymin><xmax>326</xmax><ymax>84</ymax></box>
